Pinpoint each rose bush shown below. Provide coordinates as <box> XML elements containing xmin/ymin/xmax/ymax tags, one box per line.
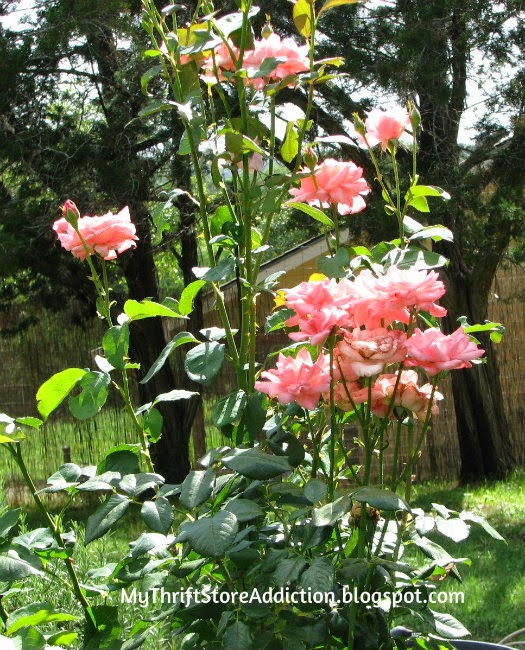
<box><xmin>0</xmin><ymin>1</ymin><xmax>506</xmax><ymax>649</ymax></box>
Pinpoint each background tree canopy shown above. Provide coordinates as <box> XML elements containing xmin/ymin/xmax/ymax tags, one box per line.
<box><xmin>0</xmin><ymin>0</ymin><xmax>523</xmax><ymax>481</ymax></box>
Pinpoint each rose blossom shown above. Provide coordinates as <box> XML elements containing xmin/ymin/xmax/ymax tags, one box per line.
<box><xmin>350</xmin><ymin>267</ymin><xmax>447</xmax><ymax>327</ymax></box>
<box><xmin>289</xmin><ymin>158</ymin><xmax>371</xmax><ymax>215</ymax></box>
<box><xmin>363</xmin><ymin>106</ymin><xmax>411</xmax><ymax>151</ymax></box>
<box><xmin>405</xmin><ymin>327</ymin><xmax>485</xmax><ymax>376</ymax></box>
<box><xmin>332</xmin><ymin>378</ymin><xmax>383</xmax><ymax>412</ymax></box>
<box><xmin>335</xmin><ymin>327</ymin><xmax>407</xmax><ymax>377</ymax></box>
<box><xmin>53</xmin><ymin>204</ymin><xmax>138</xmax><ymax>260</ymax></box>
<box><xmin>201</xmin><ymin>33</ymin><xmax>309</xmax><ymax>89</ymax></box>
<box><xmin>283</xmin><ymin>278</ymin><xmax>353</xmax><ymax>344</ymax></box>
<box><xmin>255</xmin><ymin>348</ymin><xmax>331</xmax><ymax>410</ymax></box>
<box><xmin>372</xmin><ymin>370</ymin><xmax>444</xmax><ymax>420</ymax></box>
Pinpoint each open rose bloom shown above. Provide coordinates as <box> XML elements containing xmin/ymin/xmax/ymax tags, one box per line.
<box><xmin>53</xmin><ymin>204</ymin><xmax>138</xmax><ymax>261</ymax></box>
<box><xmin>256</xmin><ymin>267</ymin><xmax>484</xmax><ymax>423</ymax></box>
<box><xmin>289</xmin><ymin>158</ymin><xmax>371</xmax><ymax>215</ymax></box>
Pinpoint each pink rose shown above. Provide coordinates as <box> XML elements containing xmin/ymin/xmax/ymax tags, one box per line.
<box><xmin>255</xmin><ymin>348</ymin><xmax>331</xmax><ymax>410</ymax></box>
<box><xmin>363</xmin><ymin>107</ymin><xmax>411</xmax><ymax>151</ymax></box>
<box><xmin>372</xmin><ymin>370</ymin><xmax>443</xmax><ymax>419</ymax></box>
<box><xmin>405</xmin><ymin>327</ymin><xmax>485</xmax><ymax>376</ymax></box>
<box><xmin>244</xmin><ymin>33</ymin><xmax>309</xmax><ymax>89</ymax></box>
<box><xmin>351</xmin><ymin>267</ymin><xmax>447</xmax><ymax>327</ymax></box>
<box><xmin>201</xmin><ymin>34</ymin><xmax>309</xmax><ymax>89</ymax></box>
<box><xmin>289</xmin><ymin>158</ymin><xmax>371</xmax><ymax>215</ymax></box>
<box><xmin>53</xmin><ymin>204</ymin><xmax>138</xmax><ymax>261</ymax></box>
<box><xmin>332</xmin><ymin>379</ymin><xmax>383</xmax><ymax>412</ymax></box>
<box><xmin>335</xmin><ymin>327</ymin><xmax>407</xmax><ymax>377</ymax></box>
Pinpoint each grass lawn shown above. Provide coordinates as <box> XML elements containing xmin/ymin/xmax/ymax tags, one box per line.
<box><xmin>2</xmin><ymin>470</ymin><xmax>523</xmax><ymax>648</ymax></box>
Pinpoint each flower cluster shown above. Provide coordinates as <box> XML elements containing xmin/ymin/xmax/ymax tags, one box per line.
<box><xmin>255</xmin><ymin>270</ymin><xmax>484</xmax><ymax>420</ymax></box>
<box><xmin>201</xmin><ymin>33</ymin><xmax>309</xmax><ymax>89</ymax></box>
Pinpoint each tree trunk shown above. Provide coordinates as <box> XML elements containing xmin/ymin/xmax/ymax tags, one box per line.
<box><xmin>441</xmin><ymin>254</ymin><xmax>515</xmax><ymax>481</ymax></box>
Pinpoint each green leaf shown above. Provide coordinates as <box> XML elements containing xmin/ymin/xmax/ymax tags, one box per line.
<box><xmin>180</xmin><ymin>469</ymin><xmax>215</xmax><ymax>509</ymax></box>
<box><xmin>36</xmin><ymin>368</ymin><xmax>86</xmax><ymax>419</ymax></box>
<box><xmin>273</xmin><ymin>557</ymin><xmax>308</xmax><ymax>587</ymax></box>
<box><xmin>44</xmin><ymin>464</ymin><xmax>82</xmax><ymax>491</ymax></box>
<box><xmin>317</xmin><ymin>247</ymin><xmax>350</xmax><ymax>278</ymax></box>
<box><xmin>193</xmin><ymin>258</ymin><xmax>236</xmax><ymax>283</ymax></box>
<box><xmin>459</xmin><ymin>511</ymin><xmax>504</xmax><ymax>541</ymax></box>
<box><xmin>0</xmin><ymin>509</ymin><xmax>20</xmax><ymax>539</ymax></box>
<box><xmin>181</xmin><ymin>511</ymin><xmax>238</xmax><ymax>557</ymax></box>
<box><xmin>304</xmin><ymin>479</ymin><xmax>328</xmax><ymax>504</ymax></box>
<box><xmin>138</xmin><ymin>99</ymin><xmax>177</xmax><ymax>118</ymax></box>
<box><xmin>184</xmin><ymin>341</ymin><xmax>225</xmax><ymax>385</ymax></box>
<box><xmin>223</xmin><ymin>621</ymin><xmax>253</xmax><ymax>650</ymax></box>
<box><xmin>102</xmin><ymin>324</ymin><xmax>130</xmax><ymax>370</ymax></box>
<box><xmin>0</xmin><ymin>553</ymin><xmax>43</xmax><ymax>581</ymax></box>
<box><xmin>423</xmin><ymin>610</ymin><xmax>470</xmax><ymax>638</ymax></box>
<box><xmin>142</xmin><ymin>407</ymin><xmax>163</xmax><ymax>443</ymax></box>
<box><xmin>124</xmin><ymin>298</ymin><xmax>183</xmax><ymax>320</ymax></box>
<box><xmin>280</xmin><ymin>122</ymin><xmax>300</xmax><ymax>163</ymax></box>
<box><xmin>312</xmin><ymin>495</ymin><xmax>351</xmax><ymax>526</ymax></box>
<box><xmin>1</xmin><ymin>628</ymin><xmax>46</xmax><ymax>650</ymax></box>
<box><xmin>287</xmin><ymin>201</ymin><xmax>334</xmax><ymax>227</ymax></box>
<box><xmin>141</xmin><ymin>497</ymin><xmax>173</xmax><ymax>534</ymax></box>
<box><xmin>407</xmin><ymin>184</ymin><xmax>451</xmax><ymax>199</ymax></box>
<box><xmin>409</xmin><ymin>225</ymin><xmax>453</xmax><ymax>243</ymax></box>
<box><xmin>407</xmin><ymin>195</ymin><xmax>430</xmax><ymax>212</ymax></box>
<box><xmin>140</xmin><ymin>64</ymin><xmax>163</xmax><ymax>95</ymax></box>
<box><xmin>119</xmin><ymin>473</ymin><xmax>164</xmax><ymax>498</ymax></box>
<box><xmin>221</xmin><ymin>447</ymin><xmax>292</xmax><ymax>480</ymax></box>
<box><xmin>140</xmin><ymin>331</ymin><xmax>199</xmax><ymax>384</ymax></box>
<box><xmin>265</xmin><ymin>308</ymin><xmax>295</xmax><ymax>334</ymax></box>
<box><xmin>353</xmin><ymin>486</ymin><xmax>410</xmax><ymax>511</ymax></box>
<box><xmin>68</xmin><ymin>371</ymin><xmax>110</xmax><ymax>420</ymax></box>
<box><xmin>435</xmin><ymin>516</ymin><xmax>470</xmax><ymax>542</ymax></box>
<box><xmin>319</xmin><ymin>0</ymin><xmax>362</xmax><ymax>15</ymax></box>
<box><xmin>300</xmin><ymin>557</ymin><xmax>334</xmax><ymax>594</ymax></box>
<box><xmin>293</xmin><ymin>0</ymin><xmax>313</xmax><ymax>38</ymax></box>
<box><xmin>212</xmin><ymin>390</ymin><xmax>247</xmax><ymax>428</ymax></box>
<box><xmin>153</xmin><ymin>389</ymin><xmax>197</xmax><ymax>404</ymax></box>
<box><xmin>6</xmin><ymin>603</ymin><xmax>79</xmax><ymax>635</ymax></box>
<box><xmin>15</xmin><ymin>417</ymin><xmax>43</xmax><ymax>430</ymax></box>
<box><xmin>97</xmin><ymin>448</ymin><xmax>140</xmax><ymax>475</ymax></box>
<box><xmin>179</xmin><ymin>280</ymin><xmax>206</xmax><ymax>316</ymax></box>
<box><xmin>85</xmin><ymin>494</ymin><xmax>130</xmax><ymax>544</ymax></box>
<box><xmin>224</xmin><ymin>498</ymin><xmax>264</xmax><ymax>522</ymax></box>
<box><xmin>46</xmin><ymin>631</ymin><xmax>78</xmax><ymax>647</ymax></box>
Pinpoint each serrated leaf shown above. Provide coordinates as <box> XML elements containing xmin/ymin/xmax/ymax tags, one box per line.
<box><xmin>281</xmin><ymin>122</ymin><xmax>300</xmax><ymax>163</ymax></box>
<box><xmin>0</xmin><ymin>509</ymin><xmax>20</xmax><ymax>538</ymax></box>
<box><xmin>141</xmin><ymin>497</ymin><xmax>173</xmax><ymax>534</ymax></box>
<box><xmin>425</xmin><ymin>610</ymin><xmax>470</xmax><ymax>638</ymax></box>
<box><xmin>36</xmin><ymin>368</ymin><xmax>86</xmax><ymax>419</ymax></box>
<box><xmin>212</xmin><ymin>390</ymin><xmax>247</xmax><ymax>428</ymax></box>
<box><xmin>221</xmin><ymin>447</ymin><xmax>291</xmax><ymax>480</ymax></box>
<box><xmin>68</xmin><ymin>371</ymin><xmax>110</xmax><ymax>420</ymax></box>
<box><xmin>15</xmin><ymin>417</ymin><xmax>43</xmax><ymax>430</ymax></box>
<box><xmin>353</xmin><ymin>486</ymin><xmax>410</xmax><ymax>512</ymax></box>
<box><xmin>224</xmin><ymin>499</ymin><xmax>264</xmax><ymax>522</ymax></box>
<box><xmin>435</xmin><ymin>517</ymin><xmax>470</xmax><ymax>542</ymax></box>
<box><xmin>409</xmin><ymin>225</ymin><xmax>453</xmax><ymax>243</ymax></box>
<box><xmin>124</xmin><ymin>299</ymin><xmax>183</xmax><ymax>320</ymax></box>
<box><xmin>273</xmin><ymin>557</ymin><xmax>308</xmax><ymax>587</ymax></box>
<box><xmin>184</xmin><ymin>341</ymin><xmax>225</xmax><ymax>385</ymax></box>
<box><xmin>179</xmin><ymin>280</ymin><xmax>206</xmax><ymax>316</ymax></box>
<box><xmin>312</xmin><ymin>495</ymin><xmax>351</xmax><ymax>526</ymax></box>
<box><xmin>85</xmin><ymin>494</ymin><xmax>129</xmax><ymax>544</ymax></box>
<box><xmin>408</xmin><ymin>195</ymin><xmax>430</xmax><ymax>212</ymax></box>
<box><xmin>304</xmin><ymin>479</ymin><xmax>328</xmax><ymax>504</ymax></box>
<box><xmin>300</xmin><ymin>557</ymin><xmax>334</xmax><ymax>593</ymax></box>
<box><xmin>459</xmin><ymin>511</ymin><xmax>504</xmax><ymax>541</ymax></box>
<box><xmin>140</xmin><ymin>332</ymin><xmax>199</xmax><ymax>384</ymax></box>
<box><xmin>0</xmin><ymin>553</ymin><xmax>43</xmax><ymax>581</ymax></box>
<box><xmin>293</xmin><ymin>0</ymin><xmax>313</xmax><ymax>37</ymax></box>
<box><xmin>180</xmin><ymin>469</ymin><xmax>215</xmax><ymax>509</ymax></box>
<box><xmin>153</xmin><ymin>389</ymin><xmax>197</xmax><ymax>404</ymax></box>
<box><xmin>317</xmin><ymin>247</ymin><xmax>350</xmax><ymax>278</ymax></box>
<box><xmin>287</xmin><ymin>201</ymin><xmax>334</xmax><ymax>227</ymax></box>
<box><xmin>181</xmin><ymin>511</ymin><xmax>238</xmax><ymax>557</ymax></box>
<box><xmin>102</xmin><ymin>324</ymin><xmax>129</xmax><ymax>370</ymax></box>
<box><xmin>223</xmin><ymin>620</ymin><xmax>252</xmax><ymax>650</ymax></box>
<box><xmin>6</xmin><ymin>602</ymin><xmax>79</xmax><ymax>635</ymax></box>
<box><xmin>192</xmin><ymin>258</ymin><xmax>236</xmax><ymax>283</ymax></box>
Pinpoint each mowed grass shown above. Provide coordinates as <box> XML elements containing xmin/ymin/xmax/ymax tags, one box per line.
<box><xmin>1</xmin><ymin>408</ymin><xmax>523</xmax><ymax>646</ymax></box>
<box><xmin>407</xmin><ymin>473</ymin><xmax>525</xmax><ymax>643</ymax></box>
